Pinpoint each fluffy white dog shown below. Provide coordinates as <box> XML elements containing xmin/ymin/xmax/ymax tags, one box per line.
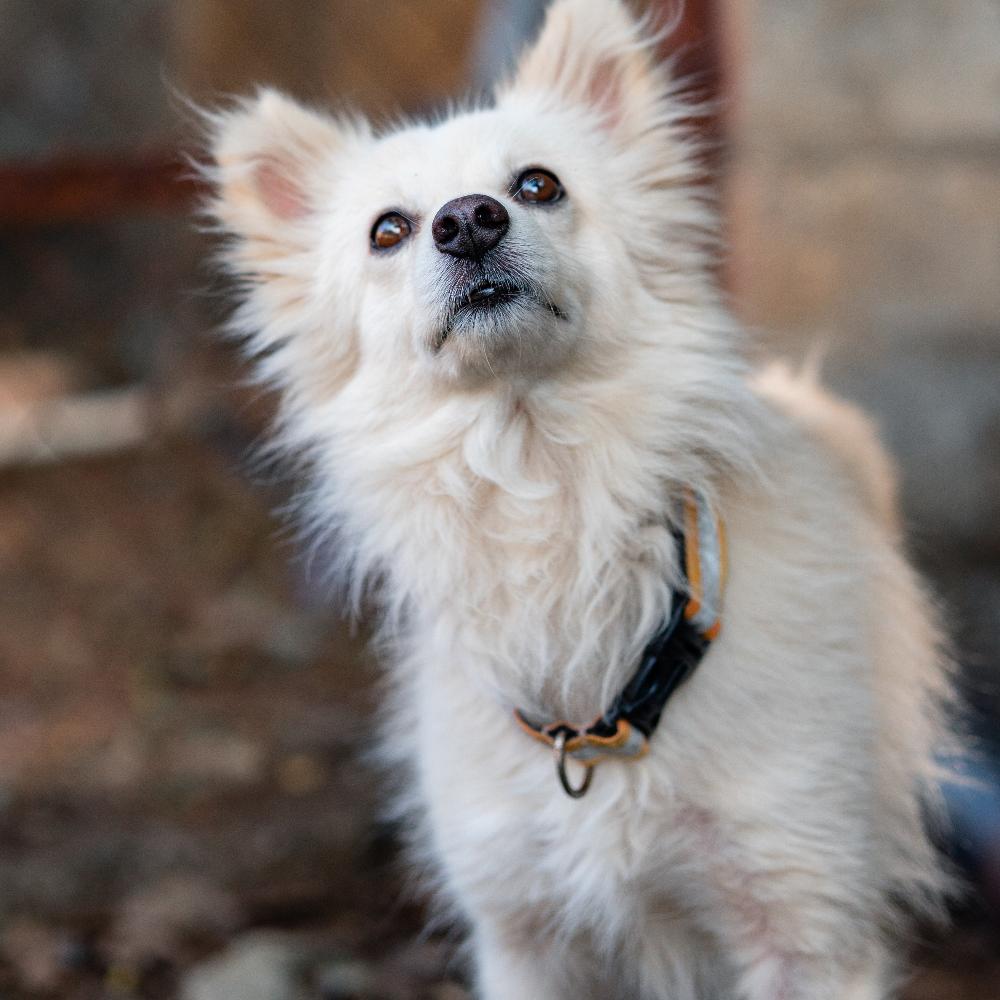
<box><xmin>207</xmin><ymin>1</ymin><xmax>955</xmax><ymax>996</ymax></box>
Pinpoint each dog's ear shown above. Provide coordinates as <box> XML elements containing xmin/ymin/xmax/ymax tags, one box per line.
<box><xmin>208</xmin><ymin>89</ymin><xmax>348</xmax><ymax>264</ymax></box>
<box><xmin>499</xmin><ymin>0</ymin><xmax>666</xmax><ymax>138</ymax></box>
<box><xmin>205</xmin><ymin>90</ymin><xmax>367</xmax><ymax>389</ymax></box>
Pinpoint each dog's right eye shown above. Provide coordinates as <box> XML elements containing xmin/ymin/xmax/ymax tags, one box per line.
<box><xmin>371</xmin><ymin>212</ymin><xmax>413</xmax><ymax>252</ymax></box>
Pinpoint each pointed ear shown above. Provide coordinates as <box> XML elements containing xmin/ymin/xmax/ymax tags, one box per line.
<box><xmin>498</xmin><ymin>0</ymin><xmax>666</xmax><ymax>138</ymax></box>
<box><xmin>208</xmin><ymin>88</ymin><xmax>349</xmax><ymax>260</ymax></box>
<box><xmin>204</xmin><ymin>89</ymin><xmax>366</xmax><ymax>391</ymax></box>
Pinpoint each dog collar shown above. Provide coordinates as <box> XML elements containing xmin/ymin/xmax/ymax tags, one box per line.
<box><xmin>514</xmin><ymin>488</ymin><xmax>726</xmax><ymax>798</ymax></box>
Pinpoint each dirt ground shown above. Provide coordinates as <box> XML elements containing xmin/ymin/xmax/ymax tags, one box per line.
<box><xmin>0</xmin><ymin>378</ymin><xmax>996</xmax><ymax>998</ymax></box>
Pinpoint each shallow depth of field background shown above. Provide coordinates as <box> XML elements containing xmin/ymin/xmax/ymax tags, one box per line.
<box><xmin>0</xmin><ymin>1</ymin><xmax>997</xmax><ymax>998</ymax></box>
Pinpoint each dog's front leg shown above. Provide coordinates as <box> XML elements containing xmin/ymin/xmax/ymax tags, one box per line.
<box><xmin>472</xmin><ymin>921</ymin><xmax>594</xmax><ymax>1000</ymax></box>
<box><xmin>733</xmin><ymin>947</ymin><xmax>895</xmax><ymax>1000</ymax></box>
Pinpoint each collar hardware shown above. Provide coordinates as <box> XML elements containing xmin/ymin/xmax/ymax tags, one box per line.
<box><xmin>553</xmin><ymin>730</ymin><xmax>594</xmax><ymax>798</ymax></box>
<box><xmin>514</xmin><ymin>488</ymin><xmax>726</xmax><ymax>798</ymax></box>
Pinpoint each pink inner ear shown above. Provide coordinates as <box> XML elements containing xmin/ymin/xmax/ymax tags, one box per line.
<box><xmin>586</xmin><ymin>58</ymin><xmax>625</xmax><ymax>132</ymax></box>
<box><xmin>254</xmin><ymin>159</ymin><xmax>309</xmax><ymax>221</ymax></box>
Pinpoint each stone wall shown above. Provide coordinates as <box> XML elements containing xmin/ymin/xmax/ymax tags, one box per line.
<box><xmin>726</xmin><ymin>0</ymin><xmax>1000</xmax><ymax>728</ymax></box>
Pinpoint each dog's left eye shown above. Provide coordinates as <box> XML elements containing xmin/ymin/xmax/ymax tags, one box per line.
<box><xmin>512</xmin><ymin>168</ymin><xmax>564</xmax><ymax>205</ymax></box>
<box><xmin>371</xmin><ymin>212</ymin><xmax>413</xmax><ymax>252</ymax></box>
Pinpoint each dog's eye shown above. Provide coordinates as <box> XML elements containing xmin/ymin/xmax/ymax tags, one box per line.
<box><xmin>371</xmin><ymin>212</ymin><xmax>413</xmax><ymax>251</ymax></box>
<box><xmin>512</xmin><ymin>168</ymin><xmax>564</xmax><ymax>205</ymax></box>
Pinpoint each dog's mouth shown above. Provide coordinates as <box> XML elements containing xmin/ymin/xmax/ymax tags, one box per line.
<box><xmin>436</xmin><ymin>279</ymin><xmax>567</xmax><ymax>349</ymax></box>
<box><xmin>456</xmin><ymin>280</ymin><xmax>525</xmax><ymax>316</ymax></box>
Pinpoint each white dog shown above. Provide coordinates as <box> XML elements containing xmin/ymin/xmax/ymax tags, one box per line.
<box><xmin>207</xmin><ymin>1</ymin><xmax>955</xmax><ymax>996</ymax></box>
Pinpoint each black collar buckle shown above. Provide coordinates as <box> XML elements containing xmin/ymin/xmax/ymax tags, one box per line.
<box><xmin>513</xmin><ymin>488</ymin><xmax>726</xmax><ymax>798</ymax></box>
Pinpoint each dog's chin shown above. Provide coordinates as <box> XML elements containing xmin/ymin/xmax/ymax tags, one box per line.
<box><xmin>430</xmin><ymin>284</ymin><xmax>573</xmax><ymax>383</ymax></box>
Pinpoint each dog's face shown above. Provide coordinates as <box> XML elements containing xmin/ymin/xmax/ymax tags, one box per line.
<box><xmin>211</xmin><ymin>0</ymin><xmax>711</xmax><ymax>393</ymax></box>
<box><xmin>342</xmin><ymin>110</ymin><xmax>586</xmax><ymax>383</ymax></box>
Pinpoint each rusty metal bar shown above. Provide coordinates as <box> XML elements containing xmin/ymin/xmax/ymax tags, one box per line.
<box><xmin>0</xmin><ymin>153</ymin><xmax>205</xmax><ymax>226</ymax></box>
<box><xmin>664</xmin><ymin>0</ymin><xmax>722</xmax><ymax>88</ymax></box>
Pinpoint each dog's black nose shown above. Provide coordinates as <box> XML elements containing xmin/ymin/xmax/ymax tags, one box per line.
<box><xmin>432</xmin><ymin>194</ymin><xmax>509</xmax><ymax>259</ymax></box>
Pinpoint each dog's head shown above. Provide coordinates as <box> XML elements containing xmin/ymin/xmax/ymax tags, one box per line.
<box><xmin>210</xmin><ymin>0</ymin><xmax>714</xmax><ymax>392</ymax></box>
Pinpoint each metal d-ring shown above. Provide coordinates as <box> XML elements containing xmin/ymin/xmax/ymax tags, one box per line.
<box><xmin>552</xmin><ymin>730</ymin><xmax>595</xmax><ymax>799</ymax></box>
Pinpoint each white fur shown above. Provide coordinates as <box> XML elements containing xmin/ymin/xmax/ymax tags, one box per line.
<box><xmin>206</xmin><ymin>2</ymin><xmax>955</xmax><ymax>997</ymax></box>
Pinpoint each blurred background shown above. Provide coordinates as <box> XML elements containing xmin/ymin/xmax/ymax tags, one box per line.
<box><xmin>0</xmin><ymin>1</ymin><xmax>997</xmax><ymax>998</ymax></box>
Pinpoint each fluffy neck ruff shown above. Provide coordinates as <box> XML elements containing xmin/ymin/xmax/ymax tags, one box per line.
<box><xmin>283</xmin><ymin>295</ymin><xmax>763</xmax><ymax>723</ymax></box>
